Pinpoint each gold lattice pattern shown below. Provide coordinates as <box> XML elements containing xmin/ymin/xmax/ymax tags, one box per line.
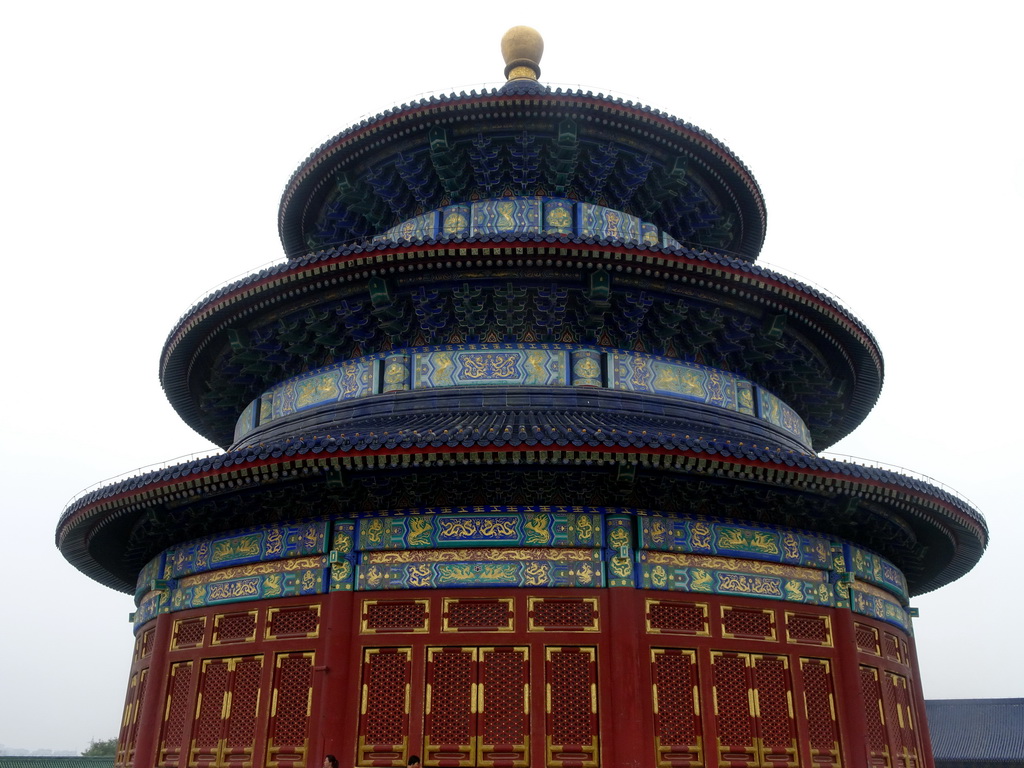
<box><xmin>859</xmin><ymin>666</ymin><xmax>889</xmax><ymax>756</ymax></box>
<box><xmin>883</xmin><ymin>634</ymin><xmax>902</xmax><ymax>663</ymax></box>
<box><xmin>268</xmin><ymin>606</ymin><xmax>320</xmax><ymax>638</ymax></box>
<box><xmin>652</xmin><ymin>649</ymin><xmax>699</xmax><ymax>746</ymax></box>
<box><xmin>160</xmin><ymin>663</ymin><xmax>193</xmax><ymax>758</ymax></box>
<box><xmin>428</xmin><ymin>649</ymin><xmax>475</xmax><ymax>745</ymax></box>
<box><xmin>713</xmin><ymin>654</ymin><xmax>754</xmax><ymax>747</ymax></box>
<box><xmin>172</xmin><ymin>618</ymin><xmax>205</xmax><ymax>649</ymax></box>
<box><xmin>481</xmin><ymin>648</ymin><xmax>526</xmax><ymax>745</ymax></box>
<box><xmin>446</xmin><ymin>599</ymin><xmax>512</xmax><ymax>630</ymax></box>
<box><xmin>800</xmin><ymin>659</ymin><xmax>840</xmax><ymax>755</ymax></box>
<box><xmin>549</xmin><ymin>650</ymin><xmax>594</xmax><ymax>745</ymax></box>
<box><xmin>855</xmin><ymin>623</ymin><xmax>879</xmax><ymax>654</ymax></box>
<box><xmin>120</xmin><ymin>670</ymin><xmax>146</xmax><ymax>766</ymax></box>
<box><xmin>194</xmin><ymin>660</ymin><xmax>230</xmax><ymax>749</ymax></box>
<box><xmin>531</xmin><ymin>598</ymin><xmax>597</xmax><ymax>630</ymax></box>
<box><xmin>722</xmin><ymin>608</ymin><xmax>774</xmax><ymax>639</ymax></box>
<box><xmin>272</xmin><ymin>655</ymin><xmax>313</xmax><ymax>747</ymax></box>
<box><xmin>226</xmin><ymin>658</ymin><xmax>262</xmax><ymax>749</ymax></box>
<box><xmin>140</xmin><ymin>628</ymin><xmax>155</xmax><ymax>658</ymax></box>
<box><xmin>884</xmin><ymin>671</ymin><xmax>920</xmax><ymax>768</ymax></box>
<box><xmin>786</xmin><ymin>613</ymin><xmax>831</xmax><ymax>645</ymax></box>
<box><xmin>364</xmin><ymin>600</ymin><xmax>428</xmax><ymax>631</ymax></box>
<box><xmin>753</xmin><ymin>656</ymin><xmax>794</xmax><ymax>749</ymax></box>
<box><xmin>215</xmin><ymin>612</ymin><xmax>257</xmax><ymax>643</ymax></box>
<box><xmin>648</xmin><ymin>601</ymin><xmax>708</xmax><ymax>634</ymax></box>
<box><xmin>363</xmin><ymin>651</ymin><xmax>409</xmax><ymax>745</ymax></box>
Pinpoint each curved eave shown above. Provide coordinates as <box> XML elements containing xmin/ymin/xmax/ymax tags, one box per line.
<box><xmin>277</xmin><ymin>86</ymin><xmax>766</xmax><ymax>259</ymax></box>
<box><xmin>58</xmin><ymin>437</ymin><xmax>986</xmax><ymax>596</ymax></box>
<box><xmin>160</xmin><ymin>236</ymin><xmax>883</xmax><ymax>450</ymax></box>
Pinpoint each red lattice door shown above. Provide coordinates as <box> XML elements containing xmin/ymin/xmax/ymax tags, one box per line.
<box><xmin>858</xmin><ymin>666</ymin><xmax>891</xmax><ymax>768</ymax></box>
<box><xmin>711</xmin><ymin>651</ymin><xmax>800</xmax><ymax>768</ymax></box>
<box><xmin>266</xmin><ymin>652</ymin><xmax>314</xmax><ymax>768</ymax></box>
<box><xmin>884</xmin><ymin>672</ymin><xmax>921</xmax><ymax>768</ymax></box>
<box><xmin>116</xmin><ymin>669</ymin><xmax>147</xmax><ymax>768</ymax></box>
<box><xmin>358</xmin><ymin>648</ymin><xmax>413</xmax><ymax>766</ymax></box>
<box><xmin>798</xmin><ymin>658</ymin><xmax>842</xmax><ymax>768</ymax></box>
<box><xmin>545</xmin><ymin>646</ymin><xmax>599</xmax><ymax>768</ymax></box>
<box><xmin>189</xmin><ymin>655</ymin><xmax>265</xmax><ymax>768</ymax></box>
<box><xmin>423</xmin><ymin>646</ymin><xmax>529</xmax><ymax>768</ymax></box>
<box><xmin>650</xmin><ymin>648</ymin><xmax>703</xmax><ymax>768</ymax></box>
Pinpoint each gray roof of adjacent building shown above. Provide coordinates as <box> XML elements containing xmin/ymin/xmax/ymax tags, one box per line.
<box><xmin>927</xmin><ymin>698</ymin><xmax>1024</xmax><ymax>763</ymax></box>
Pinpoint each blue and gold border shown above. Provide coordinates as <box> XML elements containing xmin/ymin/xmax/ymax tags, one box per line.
<box><xmin>234</xmin><ymin>344</ymin><xmax>812</xmax><ymax>450</ymax></box>
<box><xmin>377</xmin><ymin>196</ymin><xmax>665</xmax><ymax>247</ymax></box>
<box><xmin>132</xmin><ymin>507</ymin><xmax>911</xmax><ymax>634</ymax></box>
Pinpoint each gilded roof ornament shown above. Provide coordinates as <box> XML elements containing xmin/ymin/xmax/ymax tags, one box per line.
<box><xmin>501</xmin><ymin>25</ymin><xmax>543</xmax><ymax>81</ymax></box>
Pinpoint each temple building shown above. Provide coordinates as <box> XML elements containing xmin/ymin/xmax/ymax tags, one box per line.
<box><xmin>58</xmin><ymin>27</ymin><xmax>986</xmax><ymax>768</ymax></box>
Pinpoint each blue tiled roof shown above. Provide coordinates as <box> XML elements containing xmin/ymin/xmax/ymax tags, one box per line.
<box><xmin>927</xmin><ymin>699</ymin><xmax>1024</xmax><ymax>762</ymax></box>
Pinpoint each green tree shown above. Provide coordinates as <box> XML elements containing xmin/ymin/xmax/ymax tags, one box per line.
<box><xmin>82</xmin><ymin>738</ymin><xmax>118</xmax><ymax>757</ymax></box>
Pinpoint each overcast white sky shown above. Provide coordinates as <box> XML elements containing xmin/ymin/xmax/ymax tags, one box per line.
<box><xmin>1</xmin><ymin>0</ymin><xmax>1022</xmax><ymax>754</ymax></box>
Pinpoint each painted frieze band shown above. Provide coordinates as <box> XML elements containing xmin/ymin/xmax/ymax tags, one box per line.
<box><xmin>131</xmin><ymin>507</ymin><xmax>910</xmax><ymax>633</ymax></box>
<box><xmin>233</xmin><ymin>344</ymin><xmax>812</xmax><ymax>450</ymax></box>
<box><xmin>373</xmin><ymin>196</ymin><xmax>681</xmax><ymax>250</ymax></box>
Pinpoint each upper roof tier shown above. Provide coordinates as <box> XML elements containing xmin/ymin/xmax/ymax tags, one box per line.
<box><xmin>278</xmin><ymin>29</ymin><xmax>766</xmax><ymax>261</ymax></box>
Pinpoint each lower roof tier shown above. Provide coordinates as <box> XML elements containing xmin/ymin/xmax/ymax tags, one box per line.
<box><xmin>58</xmin><ymin>435</ymin><xmax>986</xmax><ymax>598</ymax></box>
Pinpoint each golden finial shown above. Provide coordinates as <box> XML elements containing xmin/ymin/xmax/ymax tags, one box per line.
<box><xmin>501</xmin><ymin>26</ymin><xmax>543</xmax><ymax>82</ymax></box>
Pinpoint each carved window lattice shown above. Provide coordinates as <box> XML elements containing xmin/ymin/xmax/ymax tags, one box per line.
<box><xmin>855</xmin><ymin>623</ymin><xmax>880</xmax><ymax>655</ymax></box>
<box><xmin>800</xmin><ymin>659</ymin><xmax>841</xmax><ymax>758</ymax></box>
<box><xmin>786</xmin><ymin>613</ymin><xmax>831</xmax><ymax>645</ymax></box>
<box><xmin>172</xmin><ymin>618</ymin><xmax>206</xmax><ymax>649</ymax></box>
<box><xmin>226</xmin><ymin>658</ymin><xmax>262</xmax><ymax>749</ymax></box>
<box><xmin>364</xmin><ymin>600</ymin><xmax>428</xmax><ymax>631</ymax></box>
<box><xmin>481</xmin><ymin>648</ymin><xmax>527</xmax><ymax>747</ymax></box>
<box><xmin>648</xmin><ymin>601</ymin><xmax>708</xmax><ymax>634</ymax></box>
<box><xmin>651</xmin><ymin>648</ymin><xmax>701</xmax><ymax>763</ymax></box>
<box><xmin>140</xmin><ymin>628</ymin><xmax>155</xmax><ymax>658</ymax></box>
<box><xmin>712</xmin><ymin>653</ymin><xmax>754</xmax><ymax>749</ymax></box>
<box><xmin>268</xmin><ymin>606</ymin><xmax>320</xmax><ymax>638</ymax></box>
<box><xmin>722</xmin><ymin>608</ymin><xmax>774</xmax><ymax>639</ymax></box>
<box><xmin>215</xmin><ymin>612</ymin><xmax>257</xmax><ymax>643</ymax></box>
<box><xmin>883</xmin><ymin>634</ymin><xmax>902</xmax><ymax>663</ymax></box>
<box><xmin>193</xmin><ymin>660</ymin><xmax>231</xmax><ymax>752</ymax></box>
<box><xmin>530</xmin><ymin>598</ymin><xmax>597</xmax><ymax>630</ymax></box>
<box><xmin>547</xmin><ymin>648</ymin><xmax>597</xmax><ymax>749</ymax></box>
<box><xmin>859</xmin><ymin>666</ymin><xmax>890</xmax><ymax>765</ymax></box>
<box><xmin>160</xmin><ymin>662</ymin><xmax>193</xmax><ymax>764</ymax></box>
<box><xmin>752</xmin><ymin>656</ymin><xmax>795</xmax><ymax>752</ymax></box>
<box><xmin>270</xmin><ymin>655</ymin><xmax>313</xmax><ymax>747</ymax></box>
<box><xmin>428</xmin><ymin>649</ymin><xmax>475</xmax><ymax>746</ymax></box>
<box><xmin>268</xmin><ymin>606</ymin><xmax>319</xmax><ymax>638</ymax></box>
<box><xmin>446</xmin><ymin>599</ymin><xmax>512</xmax><ymax>631</ymax></box>
<box><xmin>361</xmin><ymin>650</ymin><xmax>410</xmax><ymax>746</ymax></box>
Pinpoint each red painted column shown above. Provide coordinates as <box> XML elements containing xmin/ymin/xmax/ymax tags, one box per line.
<box><xmin>317</xmin><ymin>591</ymin><xmax>356</xmax><ymax>765</ymax></box>
<box><xmin>603</xmin><ymin>587</ymin><xmax>648</xmax><ymax>768</ymax></box>
<box><xmin>905</xmin><ymin>630</ymin><xmax>936</xmax><ymax>768</ymax></box>
<box><xmin>831</xmin><ymin>606</ymin><xmax>869</xmax><ymax>768</ymax></box>
<box><xmin>131</xmin><ymin>612</ymin><xmax>173</xmax><ymax>768</ymax></box>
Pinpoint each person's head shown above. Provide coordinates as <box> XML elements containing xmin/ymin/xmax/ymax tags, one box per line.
<box><xmin>407</xmin><ymin>757</ymin><xmax>420</xmax><ymax>767</ymax></box>
<box><xmin>323</xmin><ymin>755</ymin><xmax>339</xmax><ymax>768</ymax></box>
